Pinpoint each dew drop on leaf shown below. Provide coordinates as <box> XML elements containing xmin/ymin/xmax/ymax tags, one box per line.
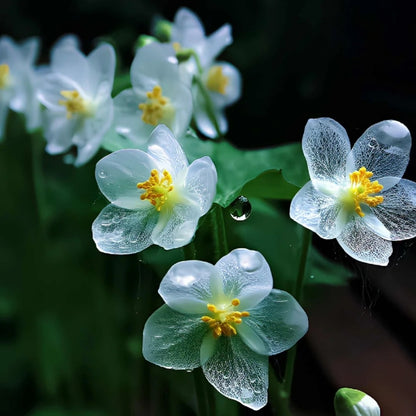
<box><xmin>229</xmin><ymin>196</ymin><xmax>252</xmax><ymax>221</ymax></box>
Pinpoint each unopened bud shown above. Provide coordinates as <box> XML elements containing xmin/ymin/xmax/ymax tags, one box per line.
<box><xmin>334</xmin><ymin>388</ymin><xmax>380</xmax><ymax>416</ymax></box>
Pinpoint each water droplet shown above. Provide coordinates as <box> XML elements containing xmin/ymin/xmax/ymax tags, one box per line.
<box><xmin>186</xmin><ymin>369</ymin><xmax>193</xmax><ymax>373</ymax></box>
<box><xmin>98</xmin><ymin>170</ymin><xmax>107</xmax><ymax>178</ymax></box>
<box><xmin>310</xmin><ymin>275</ymin><xmax>315</xmax><ymax>279</ymax></box>
<box><xmin>229</xmin><ymin>196</ymin><xmax>252</xmax><ymax>221</ymax></box>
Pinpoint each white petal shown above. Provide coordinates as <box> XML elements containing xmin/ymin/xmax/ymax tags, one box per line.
<box><xmin>43</xmin><ymin>112</ymin><xmax>76</xmax><ymax>155</ymax></box>
<box><xmin>201</xmin><ymin>24</ymin><xmax>233</xmax><ymax>67</ymax></box>
<box><xmin>147</xmin><ymin>125</ymin><xmax>188</xmax><ymax>176</ymax></box>
<box><xmin>302</xmin><ymin>118</ymin><xmax>351</xmax><ymax>185</ymax></box>
<box><xmin>240</xmin><ymin>289</ymin><xmax>308</xmax><ymax>356</ymax></box>
<box><xmin>347</xmin><ymin>120</ymin><xmax>411</xmax><ymax>185</ymax></box>
<box><xmin>95</xmin><ymin>148</ymin><xmax>156</xmax><ymax>209</ymax></box>
<box><xmin>92</xmin><ymin>204</ymin><xmax>157</xmax><ymax>255</ymax></box>
<box><xmin>150</xmin><ymin>202</ymin><xmax>201</xmax><ymax>249</ymax></box>
<box><xmin>336</xmin><ymin>217</ymin><xmax>393</xmax><ymax>265</ymax></box>
<box><xmin>142</xmin><ymin>304</ymin><xmax>207</xmax><ymax>370</ymax></box>
<box><xmin>289</xmin><ymin>181</ymin><xmax>345</xmax><ymax>239</ymax></box>
<box><xmin>130</xmin><ymin>43</ymin><xmax>179</xmax><ymax>94</ymax></box>
<box><xmin>202</xmin><ymin>335</ymin><xmax>269</xmax><ymax>410</ymax></box>
<box><xmin>50</xmin><ymin>34</ymin><xmax>80</xmax><ymax>53</ymax></box>
<box><xmin>171</xmin><ymin>7</ymin><xmax>206</xmax><ymax>49</ymax></box>
<box><xmin>361</xmin><ymin>209</ymin><xmax>391</xmax><ymax>239</ymax></box>
<box><xmin>184</xmin><ymin>156</ymin><xmax>217</xmax><ymax>214</ymax></box>
<box><xmin>19</xmin><ymin>37</ymin><xmax>40</xmax><ymax>64</ymax></box>
<box><xmin>374</xmin><ymin>179</ymin><xmax>416</xmax><ymax>240</ymax></box>
<box><xmin>214</xmin><ymin>249</ymin><xmax>273</xmax><ymax>309</ymax></box>
<box><xmin>209</xmin><ymin>62</ymin><xmax>242</xmax><ymax>108</ymax></box>
<box><xmin>159</xmin><ymin>260</ymin><xmax>218</xmax><ymax>314</ymax></box>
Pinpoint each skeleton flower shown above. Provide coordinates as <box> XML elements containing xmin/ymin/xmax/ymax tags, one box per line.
<box><xmin>290</xmin><ymin>118</ymin><xmax>416</xmax><ymax>266</ymax></box>
<box><xmin>170</xmin><ymin>7</ymin><xmax>242</xmax><ymax>138</ymax></box>
<box><xmin>0</xmin><ymin>36</ymin><xmax>41</xmax><ymax>139</ymax></box>
<box><xmin>143</xmin><ymin>248</ymin><xmax>308</xmax><ymax>410</ymax></box>
<box><xmin>37</xmin><ymin>38</ymin><xmax>115</xmax><ymax>166</ymax></box>
<box><xmin>92</xmin><ymin>124</ymin><xmax>217</xmax><ymax>254</ymax></box>
<box><xmin>113</xmin><ymin>42</ymin><xmax>192</xmax><ymax>148</ymax></box>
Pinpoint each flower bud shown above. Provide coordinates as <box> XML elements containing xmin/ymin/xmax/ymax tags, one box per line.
<box><xmin>334</xmin><ymin>388</ymin><xmax>380</xmax><ymax>416</ymax></box>
<box><xmin>134</xmin><ymin>35</ymin><xmax>158</xmax><ymax>50</ymax></box>
<box><xmin>153</xmin><ymin>19</ymin><xmax>172</xmax><ymax>42</ymax></box>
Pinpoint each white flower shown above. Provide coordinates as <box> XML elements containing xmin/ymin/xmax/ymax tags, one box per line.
<box><xmin>0</xmin><ymin>35</ymin><xmax>42</xmax><ymax>139</ymax></box>
<box><xmin>334</xmin><ymin>388</ymin><xmax>380</xmax><ymax>416</ymax></box>
<box><xmin>170</xmin><ymin>7</ymin><xmax>242</xmax><ymax>138</ymax></box>
<box><xmin>37</xmin><ymin>37</ymin><xmax>115</xmax><ymax>166</ymax></box>
<box><xmin>290</xmin><ymin>118</ymin><xmax>416</xmax><ymax>266</ymax></box>
<box><xmin>92</xmin><ymin>124</ymin><xmax>217</xmax><ymax>254</ymax></box>
<box><xmin>113</xmin><ymin>42</ymin><xmax>192</xmax><ymax>148</ymax></box>
<box><xmin>142</xmin><ymin>248</ymin><xmax>308</xmax><ymax>410</ymax></box>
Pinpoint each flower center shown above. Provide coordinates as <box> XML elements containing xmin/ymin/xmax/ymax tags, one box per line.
<box><xmin>201</xmin><ymin>298</ymin><xmax>250</xmax><ymax>338</ymax></box>
<box><xmin>0</xmin><ymin>64</ymin><xmax>10</xmax><ymax>89</ymax></box>
<box><xmin>58</xmin><ymin>90</ymin><xmax>90</xmax><ymax>119</ymax></box>
<box><xmin>137</xmin><ymin>169</ymin><xmax>174</xmax><ymax>211</ymax></box>
<box><xmin>138</xmin><ymin>85</ymin><xmax>175</xmax><ymax>126</ymax></box>
<box><xmin>343</xmin><ymin>167</ymin><xmax>384</xmax><ymax>217</ymax></box>
<box><xmin>206</xmin><ymin>66</ymin><xmax>229</xmax><ymax>95</ymax></box>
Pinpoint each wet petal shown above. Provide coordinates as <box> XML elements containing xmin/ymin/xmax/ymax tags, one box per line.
<box><xmin>171</xmin><ymin>7</ymin><xmax>206</xmax><ymax>49</ymax></box>
<box><xmin>302</xmin><ymin>118</ymin><xmax>351</xmax><ymax>185</ymax></box>
<box><xmin>143</xmin><ymin>305</ymin><xmax>207</xmax><ymax>370</ymax></box>
<box><xmin>159</xmin><ymin>260</ymin><xmax>218</xmax><ymax>314</ymax></box>
<box><xmin>374</xmin><ymin>179</ymin><xmax>416</xmax><ymax>241</ymax></box>
<box><xmin>240</xmin><ymin>289</ymin><xmax>308</xmax><ymax>356</ymax></box>
<box><xmin>43</xmin><ymin>112</ymin><xmax>76</xmax><ymax>155</ymax></box>
<box><xmin>347</xmin><ymin>120</ymin><xmax>411</xmax><ymax>185</ymax></box>
<box><xmin>201</xmin><ymin>24</ymin><xmax>233</xmax><ymax>67</ymax></box>
<box><xmin>87</xmin><ymin>43</ymin><xmax>115</xmax><ymax>98</ymax></box>
<box><xmin>336</xmin><ymin>217</ymin><xmax>393</xmax><ymax>265</ymax></box>
<box><xmin>290</xmin><ymin>181</ymin><xmax>345</xmax><ymax>239</ymax></box>
<box><xmin>214</xmin><ymin>249</ymin><xmax>272</xmax><ymax>309</ymax></box>
<box><xmin>202</xmin><ymin>335</ymin><xmax>269</xmax><ymax>410</ymax></box>
<box><xmin>92</xmin><ymin>203</ymin><xmax>157</xmax><ymax>254</ymax></box>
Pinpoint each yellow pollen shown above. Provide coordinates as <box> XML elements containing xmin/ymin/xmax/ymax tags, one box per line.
<box><xmin>138</xmin><ymin>85</ymin><xmax>172</xmax><ymax>126</ymax></box>
<box><xmin>136</xmin><ymin>169</ymin><xmax>174</xmax><ymax>211</ymax></box>
<box><xmin>0</xmin><ymin>64</ymin><xmax>10</xmax><ymax>89</ymax></box>
<box><xmin>58</xmin><ymin>90</ymin><xmax>89</xmax><ymax>119</ymax></box>
<box><xmin>172</xmin><ymin>42</ymin><xmax>181</xmax><ymax>52</ymax></box>
<box><xmin>201</xmin><ymin>299</ymin><xmax>250</xmax><ymax>338</ymax></box>
<box><xmin>348</xmin><ymin>167</ymin><xmax>384</xmax><ymax>217</ymax></box>
<box><xmin>206</xmin><ymin>65</ymin><xmax>229</xmax><ymax>95</ymax></box>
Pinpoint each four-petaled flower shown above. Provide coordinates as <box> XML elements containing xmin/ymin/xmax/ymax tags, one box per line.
<box><xmin>170</xmin><ymin>7</ymin><xmax>242</xmax><ymax>139</ymax></box>
<box><xmin>113</xmin><ymin>42</ymin><xmax>192</xmax><ymax>148</ymax></box>
<box><xmin>0</xmin><ymin>36</ymin><xmax>42</xmax><ymax>140</ymax></box>
<box><xmin>37</xmin><ymin>36</ymin><xmax>116</xmax><ymax>166</ymax></box>
<box><xmin>290</xmin><ymin>118</ymin><xmax>416</xmax><ymax>265</ymax></box>
<box><xmin>92</xmin><ymin>124</ymin><xmax>217</xmax><ymax>254</ymax></box>
<box><xmin>142</xmin><ymin>248</ymin><xmax>308</xmax><ymax>410</ymax></box>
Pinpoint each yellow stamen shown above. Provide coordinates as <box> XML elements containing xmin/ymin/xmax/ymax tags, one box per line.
<box><xmin>201</xmin><ymin>299</ymin><xmax>250</xmax><ymax>338</ymax></box>
<box><xmin>0</xmin><ymin>64</ymin><xmax>10</xmax><ymax>89</ymax></box>
<box><xmin>347</xmin><ymin>167</ymin><xmax>384</xmax><ymax>217</ymax></box>
<box><xmin>172</xmin><ymin>42</ymin><xmax>181</xmax><ymax>52</ymax></box>
<box><xmin>58</xmin><ymin>90</ymin><xmax>90</xmax><ymax>119</ymax></box>
<box><xmin>137</xmin><ymin>169</ymin><xmax>174</xmax><ymax>211</ymax></box>
<box><xmin>138</xmin><ymin>85</ymin><xmax>174</xmax><ymax>126</ymax></box>
<box><xmin>206</xmin><ymin>65</ymin><xmax>229</xmax><ymax>95</ymax></box>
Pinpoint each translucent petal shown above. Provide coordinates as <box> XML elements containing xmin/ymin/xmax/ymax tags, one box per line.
<box><xmin>150</xmin><ymin>202</ymin><xmax>201</xmax><ymax>249</ymax></box>
<box><xmin>92</xmin><ymin>204</ymin><xmax>157</xmax><ymax>254</ymax></box>
<box><xmin>201</xmin><ymin>24</ymin><xmax>233</xmax><ymax>67</ymax></box>
<box><xmin>113</xmin><ymin>88</ymin><xmax>153</xmax><ymax>147</ymax></box>
<box><xmin>240</xmin><ymin>289</ymin><xmax>308</xmax><ymax>356</ymax></box>
<box><xmin>361</xmin><ymin>209</ymin><xmax>391</xmax><ymax>240</ymax></box>
<box><xmin>302</xmin><ymin>118</ymin><xmax>351</xmax><ymax>185</ymax></box>
<box><xmin>130</xmin><ymin>43</ymin><xmax>179</xmax><ymax>94</ymax></box>
<box><xmin>19</xmin><ymin>37</ymin><xmax>40</xmax><ymax>64</ymax></box>
<box><xmin>172</xmin><ymin>7</ymin><xmax>206</xmax><ymax>49</ymax></box>
<box><xmin>87</xmin><ymin>43</ymin><xmax>115</xmax><ymax>98</ymax></box>
<box><xmin>202</xmin><ymin>335</ymin><xmax>269</xmax><ymax>410</ymax></box>
<box><xmin>214</xmin><ymin>249</ymin><xmax>273</xmax><ymax>309</ymax></box>
<box><xmin>184</xmin><ymin>156</ymin><xmax>217</xmax><ymax>214</ymax></box>
<box><xmin>209</xmin><ymin>62</ymin><xmax>242</xmax><ymax>108</ymax></box>
<box><xmin>374</xmin><ymin>179</ymin><xmax>416</xmax><ymax>240</ymax></box>
<box><xmin>147</xmin><ymin>125</ymin><xmax>189</xmax><ymax>177</ymax></box>
<box><xmin>95</xmin><ymin>148</ymin><xmax>156</xmax><ymax>209</ymax></box>
<box><xmin>142</xmin><ymin>304</ymin><xmax>207</xmax><ymax>370</ymax></box>
<box><xmin>159</xmin><ymin>260</ymin><xmax>218</xmax><ymax>314</ymax></box>
<box><xmin>289</xmin><ymin>181</ymin><xmax>345</xmax><ymax>239</ymax></box>
<box><xmin>336</xmin><ymin>217</ymin><xmax>393</xmax><ymax>266</ymax></box>
<box><xmin>347</xmin><ymin>120</ymin><xmax>411</xmax><ymax>185</ymax></box>
<box><xmin>43</xmin><ymin>112</ymin><xmax>76</xmax><ymax>155</ymax></box>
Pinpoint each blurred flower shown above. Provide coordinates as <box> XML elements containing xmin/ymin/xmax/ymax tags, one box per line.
<box><xmin>290</xmin><ymin>118</ymin><xmax>416</xmax><ymax>265</ymax></box>
<box><xmin>170</xmin><ymin>7</ymin><xmax>242</xmax><ymax>138</ymax></box>
<box><xmin>0</xmin><ymin>36</ymin><xmax>42</xmax><ymax>139</ymax></box>
<box><xmin>37</xmin><ymin>36</ymin><xmax>115</xmax><ymax>166</ymax></box>
<box><xmin>142</xmin><ymin>248</ymin><xmax>308</xmax><ymax>410</ymax></box>
<box><xmin>92</xmin><ymin>124</ymin><xmax>217</xmax><ymax>254</ymax></box>
<box><xmin>334</xmin><ymin>387</ymin><xmax>380</xmax><ymax>416</ymax></box>
<box><xmin>113</xmin><ymin>42</ymin><xmax>192</xmax><ymax>148</ymax></box>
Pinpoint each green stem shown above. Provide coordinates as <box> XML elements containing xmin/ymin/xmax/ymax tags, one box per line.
<box><xmin>193</xmin><ymin>368</ymin><xmax>211</xmax><ymax>416</ymax></box>
<box><xmin>211</xmin><ymin>205</ymin><xmax>229</xmax><ymax>260</ymax></box>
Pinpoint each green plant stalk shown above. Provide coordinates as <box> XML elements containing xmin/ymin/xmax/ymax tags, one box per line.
<box><xmin>211</xmin><ymin>205</ymin><xmax>229</xmax><ymax>260</ymax></box>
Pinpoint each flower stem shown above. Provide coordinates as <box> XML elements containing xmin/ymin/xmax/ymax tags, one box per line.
<box><xmin>193</xmin><ymin>368</ymin><xmax>214</xmax><ymax>416</ymax></box>
<box><xmin>211</xmin><ymin>204</ymin><xmax>229</xmax><ymax>260</ymax></box>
